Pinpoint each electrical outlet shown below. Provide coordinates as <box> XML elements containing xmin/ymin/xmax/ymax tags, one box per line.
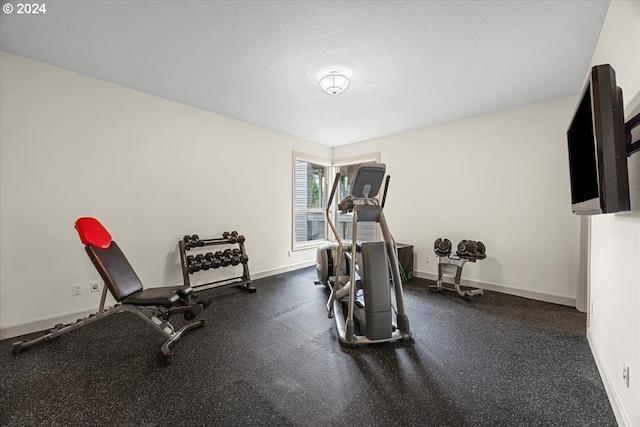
<box><xmin>90</xmin><ymin>281</ymin><xmax>100</xmax><ymax>293</ymax></box>
<box><xmin>425</xmin><ymin>255</ymin><xmax>431</xmax><ymax>264</ymax></box>
<box><xmin>72</xmin><ymin>284</ymin><xmax>82</xmax><ymax>296</ymax></box>
<box><xmin>623</xmin><ymin>363</ymin><xmax>630</xmax><ymax>388</ymax></box>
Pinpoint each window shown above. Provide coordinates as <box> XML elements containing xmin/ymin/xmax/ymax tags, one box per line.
<box><xmin>293</xmin><ymin>153</ymin><xmax>330</xmax><ymax>250</ymax></box>
<box><xmin>292</xmin><ymin>152</ymin><xmax>380</xmax><ymax>251</ymax></box>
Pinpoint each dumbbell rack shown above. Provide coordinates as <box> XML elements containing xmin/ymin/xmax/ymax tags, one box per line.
<box><xmin>179</xmin><ymin>235</ymin><xmax>256</xmax><ymax>293</ymax></box>
<box><xmin>430</xmin><ymin>238</ymin><xmax>485</xmax><ymax>298</ymax></box>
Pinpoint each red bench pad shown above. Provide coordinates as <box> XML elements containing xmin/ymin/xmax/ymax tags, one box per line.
<box><xmin>75</xmin><ymin>217</ymin><xmax>112</xmax><ymax>249</ymax></box>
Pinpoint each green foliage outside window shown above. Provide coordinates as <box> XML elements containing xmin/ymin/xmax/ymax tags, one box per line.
<box><xmin>312</xmin><ymin>176</ymin><xmax>320</xmax><ymax>207</ymax></box>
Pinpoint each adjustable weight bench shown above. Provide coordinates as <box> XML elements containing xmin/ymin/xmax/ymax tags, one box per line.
<box><xmin>12</xmin><ymin>217</ymin><xmax>209</xmax><ymax>364</ymax></box>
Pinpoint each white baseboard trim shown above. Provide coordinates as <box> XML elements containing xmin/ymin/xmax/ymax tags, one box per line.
<box><xmin>0</xmin><ymin>260</ymin><xmax>317</xmax><ymax>341</ymax></box>
<box><xmin>413</xmin><ymin>270</ymin><xmax>577</xmax><ymax>307</ymax></box>
<box><xmin>587</xmin><ymin>328</ymin><xmax>630</xmax><ymax>426</ymax></box>
<box><xmin>251</xmin><ymin>260</ymin><xmax>315</xmax><ymax>280</ymax></box>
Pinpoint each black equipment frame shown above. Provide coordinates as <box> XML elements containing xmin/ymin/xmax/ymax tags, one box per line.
<box><xmin>179</xmin><ymin>237</ymin><xmax>255</xmax><ymax>293</ymax></box>
<box><xmin>626</xmin><ymin>112</ymin><xmax>640</xmax><ymax>156</ymax></box>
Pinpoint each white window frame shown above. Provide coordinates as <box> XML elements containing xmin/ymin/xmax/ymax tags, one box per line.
<box><xmin>292</xmin><ymin>152</ymin><xmax>332</xmax><ymax>251</ymax></box>
<box><xmin>291</xmin><ymin>152</ymin><xmax>381</xmax><ymax>251</ymax></box>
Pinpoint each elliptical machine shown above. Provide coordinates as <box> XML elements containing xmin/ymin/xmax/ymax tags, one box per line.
<box><xmin>315</xmin><ymin>163</ymin><xmax>411</xmax><ymax>346</ymax></box>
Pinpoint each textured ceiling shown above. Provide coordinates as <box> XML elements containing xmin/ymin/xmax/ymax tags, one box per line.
<box><xmin>0</xmin><ymin>1</ymin><xmax>610</xmax><ymax>146</ymax></box>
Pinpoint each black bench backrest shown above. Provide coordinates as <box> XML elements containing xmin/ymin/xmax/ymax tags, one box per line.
<box><xmin>85</xmin><ymin>241</ymin><xmax>144</xmax><ymax>302</ymax></box>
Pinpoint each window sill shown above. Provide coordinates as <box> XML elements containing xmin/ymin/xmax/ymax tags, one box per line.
<box><xmin>292</xmin><ymin>240</ymin><xmax>330</xmax><ymax>252</ymax></box>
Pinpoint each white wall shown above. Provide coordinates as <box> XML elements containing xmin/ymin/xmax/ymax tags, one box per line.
<box><xmin>586</xmin><ymin>1</ymin><xmax>640</xmax><ymax>425</ymax></box>
<box><xmin>0</xmin><ymin>51</ymin><xmax>330</xmax><ymax>337</ymax></box>
<box><xmin>334</xmin><ymin>96</ymin><xmax>582</xmax><ymax>305</ymax></box>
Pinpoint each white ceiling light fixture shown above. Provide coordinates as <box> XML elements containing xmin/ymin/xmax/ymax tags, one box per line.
<box><xmin>320</xmin><ymin>72</ymin><xmax>349</xmax><ymax>95</ymax></box>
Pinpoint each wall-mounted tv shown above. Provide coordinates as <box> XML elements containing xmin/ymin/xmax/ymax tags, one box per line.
<box><xmin>567</xmin><ymin>64</ymin><xmax>630</xmax><ymax>215</ymax></box>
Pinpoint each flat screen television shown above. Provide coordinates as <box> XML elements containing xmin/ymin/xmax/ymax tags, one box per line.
<box><xmin>567</xmin><ymin>64</ymin><xmax>630</xmax><ymax>215</ymax></box>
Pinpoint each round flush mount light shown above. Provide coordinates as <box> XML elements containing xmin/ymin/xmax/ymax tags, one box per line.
<box><xmin>319</xmin><ymin>72</ymin><xmax>349</xmax><ymax>95</ymax></box>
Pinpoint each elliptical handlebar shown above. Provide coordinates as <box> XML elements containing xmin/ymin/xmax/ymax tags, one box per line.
<box><xmin>381</xmin><ymin>175</ymin><xmax>391</xmax><ymax>209</ymax></box>
<box><xmin>327</xmin><ymin>172</ymin><xmax>341</xmax><ymax>209</ymax></box>
<box><xmin>326</xmin><ymin>172</ymin><xmax>342</xmax><ymax>247</ymax></box>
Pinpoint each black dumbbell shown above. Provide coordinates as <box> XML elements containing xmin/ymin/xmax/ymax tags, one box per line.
<box><xmin>456</xmin><ymin>240</ymin><xmax>478</xmax><ymax>258</ymax></box>
<box><xmin>476</xmin><ymin>241</ymin><xmax>487</xmax><ymax>259</ymax></box>
<box><xmin>211</xmin><ymin>257</ymin><xmax>222</xmax><ymax>268</ymax></box>
<box><xmin>223</xmin><ymin>249</ymin><xmax>233</xmax><ymax>257</ymax></box>
<box><xmin>232</xmin><ymin>248</ymin><xmax>241</xmax><ymax>256</ymax></box>
<box><xmin>220</xmin><ymin>256</ymin><xmax>231</xmax><ymax>267</ymax></box>
<box><xmin>200</xmin><ymin>259</ymin><xmax>212</xmax><ymax>270</ymax></box>
<box><xmin>187</xmin><ymin>235</ymin><xmax>202</xmax><ymax>248</ymax></box>
<box><xmin>434</xmin><ymin>238</ymin><xmax>452</xmax><ymax>257</ymax></box>
<box><xmin>223</xmin><ymin>231</ymin><xmax>239</xmax><ymax>243</ymax></box>
<box><xmin>189</xmin><ymin>235</ymin><xmax>201</xmax><ymax>248</ymax></box>
<box><xmin>184</xmin><ymin>234</ymin><xmax>202</xmax><ymax>249</ymax></box>
<box><xmin>204</xmin><ymin>252</ymin><xmax>214</xmax><ymax>261</ymax></box>
<box><xmin>189</xmin><ymin>262</ymin><xmax>202</xmax><ymax>273</ymax></box>
<box><xmin>195</xmin><ymin>254</ymin><xmax>205</xmax><ymax>262</ymax></box>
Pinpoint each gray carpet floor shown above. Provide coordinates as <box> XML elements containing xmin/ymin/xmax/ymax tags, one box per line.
<box><xmin>0</xmin><ymin>267</ymin><xmax>616</xmax><ymax>426</ymax></box>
